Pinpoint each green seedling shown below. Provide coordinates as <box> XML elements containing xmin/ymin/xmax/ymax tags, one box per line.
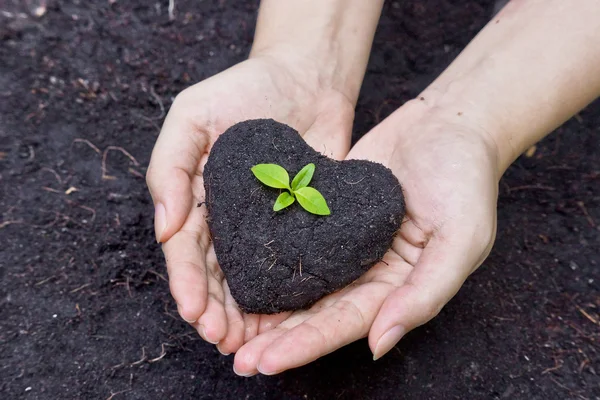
<box><xmin>250</xmin><ymin>163</ymin><xmax>331</xmax><ymax>215</ymax></box>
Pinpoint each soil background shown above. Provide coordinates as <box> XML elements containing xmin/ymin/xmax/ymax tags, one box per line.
<box><xmin>1</xmin><ymin>1</ymin><xmax>598</xmax><ymax>399</ymax></box>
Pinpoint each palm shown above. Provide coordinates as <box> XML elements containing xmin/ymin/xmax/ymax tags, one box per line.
<box><xmin>233</xmin><ymin>103</ymin><xmax>500</xmax><ymax>375</ymax></box>
<box><xmin>147</xmin><ymin>57</ymin><xmax>354</xmax><ymax>349</ymax></box>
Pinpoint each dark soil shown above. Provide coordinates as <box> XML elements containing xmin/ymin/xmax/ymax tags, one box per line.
<box><xmin>204</xmin><ymin>119</ymin><xmax>404</xmax><ymax>314</ymax></box>
<box><xmin>1</xmin><ymin>1</ymin><xmax>598</xmax><ymax>399</ymax></box>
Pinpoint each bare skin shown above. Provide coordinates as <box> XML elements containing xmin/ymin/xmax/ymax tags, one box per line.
<box><xmin>147</xmin><ymin>0</ymin><xmax>600</xmax><ymax>375</ymax></box>
<box><xmin>146</xmin><ymin>0</ymin><xmax>380</xmax><ymax>352</ymax></box>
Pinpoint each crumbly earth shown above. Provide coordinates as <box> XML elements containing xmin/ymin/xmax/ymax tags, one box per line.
<box><xmin>1</xmin><ymin>1</ymin><xmax>598</xmax><ymax>399</ymax></box>
<box><xmin>204</xmin><ymin>119</ymin><xmax>405</xmax><ymax>313</ymax></box>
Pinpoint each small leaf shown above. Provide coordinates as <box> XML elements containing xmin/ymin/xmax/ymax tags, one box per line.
<box><xmin>273</xmin><ymin>191</ymin><xmax>295</xmax><ymax>211</ymax></box>
<box><xmin>291</xmin><ymin>163</ymin><xmax>315</xmax><ymax>191</ymax></box>
<box><xmin>251</xmin><ymin>164</ymin><xmax>290</xmax><ymax>189</ymax></box>
<box><xmin>294</xmin><ymin>187</ymin><xmax>330</xmax><ymax>216</ymax></box>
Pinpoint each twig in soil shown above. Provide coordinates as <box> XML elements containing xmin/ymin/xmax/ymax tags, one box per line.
<box><xmin>548</xmin><ymin>377</ymin><xmax>589</xmax><ymax>400</ymax></box>
<box><xmin>149</xmin><ymin>86</ymin><xmax>165</xmax><ymax>119</ymax></box>
<box><xmin>256</xmin><ymin>257</ymin><xmax>269</xmax><ymax>270</ymax></box>
<box><xmin>133</xmin><ymin>111</ymin><xmax>161</xmax><ymax>133</ymax></box>
<box><xmin>576</xmin><ymin>201</ymin><xmax>596</xmax><ymax>227</ymax></box>
<box><xmin>102</xmin><ymin>146</ymin><xmax>140</xmax><ymax>180</ymax></box>
<box><xmin>35</xmin><ymin>275</ymin><xmax>57</xmax><ymax>286</ymax></box>
<box><xmin>72</xmin><ymin>138</ymin><xmax>101</xmax><ymax>154</ymax></box>
<box><xmin>299</xmin><ymin>257</ymin><xmax>302</xmax><ymax>277</ymax></box>
<box><xmin>114</xmin><ymin>277</ymin><xmax>133</xmax><ymax>298</ymax></box>
<box><xmin>69</xmin><ymin>283</ymin><xmax>91</xmax><ymax>294</ymax></box>
<box><xmin>389</xmin><ymin>184</ymin><xmax>401</xmax><ymax>195</ymax></box>
<box><xmin>92</xmin><ymin>335</ymin><xmax>114</xmax><ymax>340</ymax></box>
<box><xmin>163</xmin><ymin>303</ymin><xmax>179</xmax><ymax>321</ymax></box>
<box><xmin>168</xmin><ymin>0</ymin><xmax>175</xmax><ymax>20</ymax></box>
<box><xmin>148</xmin><ymin>269</ymin><xmax>168</xmax><ymax>282</ymax></box>
<box><xmin>131</xmin><ymin>347</ymin><xmax>147</xmax><ymax>365</ymax></box>
<box><xmin>106</xmin><ymin>389</ymin><xmax>131</xmax><ymax>400</ymax></box>
<box><xmin>128</xmin><ymin>167</ymin><xmax>144</xmax><ymax>179</ymax></box>
<box><xmin>41</xmin><ymin>167</ymin><xmax>63</xmax><ymax>184</ymax></box>
<box><xmin>579</xmin><ymin>359</ymin><xmax>589</xmax><ymax>374</ymax></box>
<box><xmin>541</xmin><ymin>358</ymin><xmax>564</xmax><ymax>375</ymax></box>
<box><xmin>576</xmin><ymin>306</ymin><xmax>599</xmax><ymax>325</ymax></box>
<box><xmin>0</xmin><ymin>219</ymin><xmax>24</xmax><ymax>229</ymax></box>
<box><xmin>342</xmin><ymin>176</ymin><xmax>366</xmax><ymax>185</ymax></box>
<box><xmin>26</xmin><ymin>145</ymin><xmax>35</xmax><ymax>162</ymax></box>
<box><xmin>490</xmin><ymin>315</ymin><xmax>515</xmax><ymax>321</ymax></box>
<box><xmin>148</xmin><ymin>343</ymin><xmax>167</xmax><ymax>363</ymax></box>
<box><xmin>249</xmin><ymin>187</ymin><xmax>260</xmax><ymax>201</ymax></box>
<box><xmin>42</xmin><ymin>186</ymin><xmax>61</xmax><ymax>194</ymax></box>
<box><xmin>267</xmin><ymin>258</ymin><xmax>278</xmax><ymax>271</ymax></box>
<box><xmin>69</xmin><ymin>201</ymin><xmax>96</xmax><ymax>222</ymax></box>
<box><xmin>507</xmin><ymin>184</ymin><xmax>556</xmax><ymax>193</ymax></box>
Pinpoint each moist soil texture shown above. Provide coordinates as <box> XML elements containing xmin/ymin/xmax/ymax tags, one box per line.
<box><xmin>204</xmin><ymin>119</ymin><xmax>405</xmax><ymax>314</ymax></box>
<box><xmin>1</xmin><ymin>0</ymin><xmax>599</xmax><ymax>399</ymax></box>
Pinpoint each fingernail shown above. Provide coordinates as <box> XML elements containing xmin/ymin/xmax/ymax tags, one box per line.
<box><xmin>373</xmin><ymin>325</ymin><xmax>405</xmax><ymax>361</ymax></box>
<box><xmin>256</xmin><ymin>363</ymin><xmax>277</xmax><ymax>376</ymax></box>
<box><xmin>216</xmin><ymin>343</ymin><xmax>230</xmax><ymax>356</ymax></box>
<box><xmin>177</xmin><ymin>304</ymin><xmax>196</xmax><ymax>324</ymax></box>
<box><xmin>233</xmin><ymin>365</ymin><xmax>256</xmax><ymax>377</ymax></box>
<box><xmin>154</xmin><ymin>203</ymin><xmax>167</xmax><ymax>243</ymax></box>
<box><xmin>198</xmin><ymin>324</ymin><xmax>219</xmax><ymax>345</ymax></box>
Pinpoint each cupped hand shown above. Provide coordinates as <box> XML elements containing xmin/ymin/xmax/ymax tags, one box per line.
<box><xmin>233</xmin><ymin>100</ymin><xmax>500</xmax><ymax>375</ymax></box>
<box><xmin>146</xmin><ymin>55</ymin><xmax>355</xmax><ymax>351</ymax></box>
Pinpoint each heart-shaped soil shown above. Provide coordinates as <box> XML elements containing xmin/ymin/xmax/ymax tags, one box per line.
<box><xmin>204</xmin><ymin>119</ymin><xmax>405</xmax><ymax>314</ymax></box>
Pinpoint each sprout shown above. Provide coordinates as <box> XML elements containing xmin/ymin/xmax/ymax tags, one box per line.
<box><xmin>250</xmin><ymin>163</ymin><xmax>330</xmax><ymax>216</ymax></box>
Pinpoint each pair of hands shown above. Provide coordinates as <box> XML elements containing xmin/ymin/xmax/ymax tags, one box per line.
<box><xmin>146</xmin><ymin>55</ymin><xmax>499</xmax><ymax>375</ymax></box>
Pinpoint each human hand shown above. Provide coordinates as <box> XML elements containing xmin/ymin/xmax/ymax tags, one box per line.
<box><xmin>146</xmin><ymin>55</ymin><xmax>354</xmax><ymax>348</ymax></box>
<box><xmin>232</xmin><ymin>100</ymin><xmax>500</xmax><ymax>375</ymax></box>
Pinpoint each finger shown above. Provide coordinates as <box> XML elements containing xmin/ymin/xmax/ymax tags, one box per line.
<box><xmin>216</xmin><ymin>281</ymin><xmax>246</xmax><ymax>355</ymax></box>
<box><xmin>146</xmin><ymin>100</ymin><xmax>209</xmax><ymax>243</ymax></box>
<box><xmin>257</xmin><ymin>312</ymin><xmax>291</xmax><ymax>334</ymax></box>
<box><xmin>234</xmin><ymin>328</ymin><xmax>284</xmax><ymax>376</ymax></box>
<box><xmin>194</xmin><ymin>245</ymin><xmax>228</xmax><ymax>344</ymax></box>
<box><xmin>162</xmin><ymin>204</ymin><xmax>210</xmax><ymax>323</ymax></box>
<box><xmin>369</xmin><ymin>227</ymin><xmax>492</xmax><ymax>360</ymax></box>
<box><xmin>243</xmin><ymin>313</ymin><xmax>260</xmax><ymax>343</ymax></box>
<box><xmin>302</xmin><ymin>97</ymin><xmax>354</xmax><ymax>160</ymax></box>
<box><xmin>237</xmin><ymin>283</ymin><xmax>393</xmax><ymax>375</ymax></box>
<box><xmin>193</xmin><ymin>282</ymin><xmax>227</xmax><ymax>344</ymax></box>
<box><xmin>234</xmin><ymin>306</ymin><xmax>325</xmax><ymax>375</ymax></box>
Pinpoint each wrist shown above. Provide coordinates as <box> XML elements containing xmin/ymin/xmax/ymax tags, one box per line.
<box><xmin>249</xmin><ymin>0</ymin><xmax>383</xmax><ymax>106</ymax></box>
<box><xmin>417</xmin><ymin>85</ymin><xmax>515</xmax><ymax>177</ymax></box>
<box><xmin>249</xmin><ymin>46</ymin><xmax>357</xmax><ymax>106</ymax></box>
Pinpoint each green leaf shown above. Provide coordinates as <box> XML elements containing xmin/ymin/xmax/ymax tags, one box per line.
<box><xmin>273</xmin><ymin>191</ymin><xmax>295</xmax><ymax>211</ymax></box>
<box><xmin>294</xmin><ymin>187</ymin><xmax>331</xmax><ymax>216</ymax></box>
<box><xmin>291</xmin><ymin>163</ymin><xmax>315</xmax><ymax>191</ymax></box>
<box><xmin>251</xmin><ymin>164</ymin><xmax>290</xmax><ymax>189</ymax></box>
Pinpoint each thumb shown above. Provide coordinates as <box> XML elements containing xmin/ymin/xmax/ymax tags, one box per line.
<box><xmin>146</xmin><ymin>108</ymin><xmax>208</xmax><ymax>243</ymax></box>
<box><xmin>368</xmin><ymin>228</ymin><xmax>490</xmax><ymax>360</ymax></box>
<box><xmin>301</xmin><ymin>96</ymin><xmax>354</xmax><ymax>161</ymax></box>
